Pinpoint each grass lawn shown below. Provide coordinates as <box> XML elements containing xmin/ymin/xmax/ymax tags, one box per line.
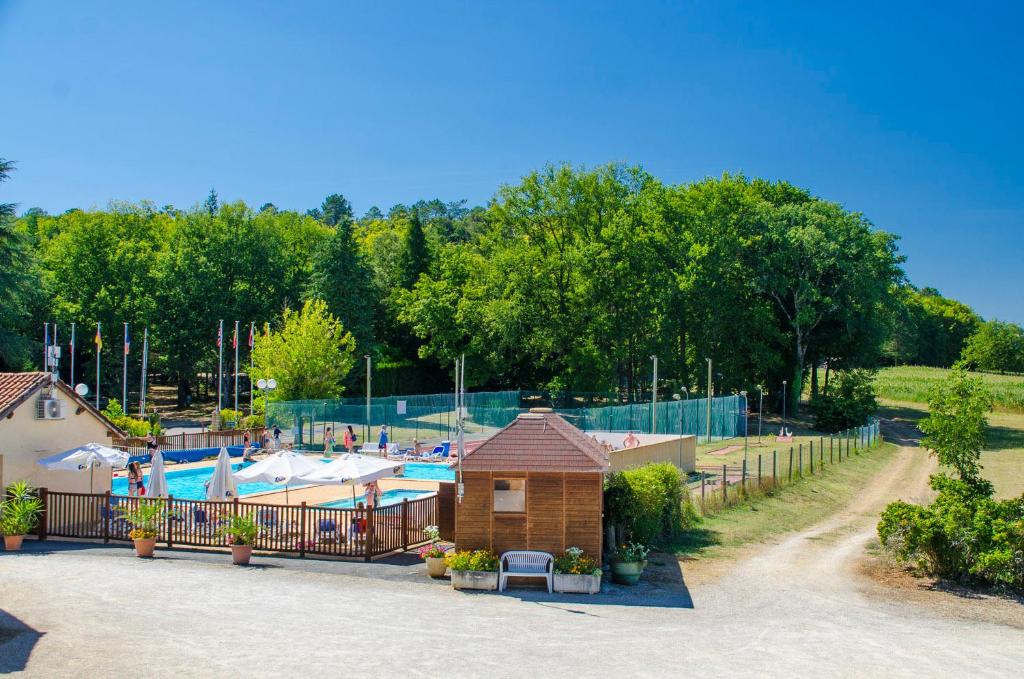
<box><xmin>673</xmin><ymin>441</ymin><xmax>900</xmax><ymax>558</ymax></box>
<box><xmin>876</xmin><ymin>365</ymin><xmax>1024</xmax><ymax>413</ymax></box>
<box><xmin>880</xmin><ymin>399</ymin><xmax>1024</xmax><ymax>499</ymax></box>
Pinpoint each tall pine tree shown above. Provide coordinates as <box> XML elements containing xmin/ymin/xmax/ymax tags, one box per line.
<box><xmin>401</xmin><ymin>212</ymin><xmax>429</xmax><ymax>289</ymax></box>
<box><xmin>307</xmin><ymin>219</ymin><xmax>375</xmax><ymax>357</ymax></box>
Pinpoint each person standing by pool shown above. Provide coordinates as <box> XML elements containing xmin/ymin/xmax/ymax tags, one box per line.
<box><xmin>364</xmin><ymin>480</ymin><xmax>380</xmax><ymax>509</ymax></box>
<box><xmin>145</xmin><ymin>432</ymin><xmax>158</xmax><ymax>455</ymax></box>
<box><xmin>323</xmin><ymin>427</ymin><xmax>335</xmax><ymax>459</ymax></box>
<box><xmin>377</xmin><ymin>424</ymin><xmax>388</xmax><ymax>455</ymax></box>
<box><xmin>272</xmin><ymin>425</ymin><xmax>282</xmax><ymax>449</ymax></box>
<box><xmin>127</xmin><ymin>462</ymin><xmax>140</xmax><ymax>497</ymax></box>
<box><xmin>343</xmin><ymin>425</ymin><xmax>356</xmax><ymax>453</ymax></box>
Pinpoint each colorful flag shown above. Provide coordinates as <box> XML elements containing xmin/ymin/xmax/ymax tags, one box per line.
<box><xmin>232</xmin><ymin>324</ymin><xmax>238</xmax><ymax>349</ymax></box>
<box><xmin>216</xmin><ymin>323</ymin><xmax>223</xmax><ymax>348</ymax></box>
<box><xmin>248</xmin><ymin>322</ymin><xmax>255</xmax><ymax>348</ymax></box>
<box><xmin>94</xmin><ymin>325</ymin><xmax>102</xmax><ymax>350</ymax></box>
<box><xmin>124</xmin><ymin>326</ymin><xmax>131</xmax><ymax>355</ymax></box>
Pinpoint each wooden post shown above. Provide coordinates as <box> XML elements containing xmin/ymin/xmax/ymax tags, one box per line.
<box><xmin>166</xmin><ymin>495</ymin><xmax>174</xmax><ymax>548</ymax></box>
<box><xmin>741</xmin><ymin>459</ymin><xmax>747</xmax><ymax>496</ymax></box>
<box><xmin>798</xmin><ymin>444</ymin><xmax>803</xmax><ymax>478</ymax></box>
<box><xmin>773</xmin><ymin>450</ymin><xmax>777</xmax><ymax>483</ymax></box>
<box><xmin>701</xmin><ymin>471</ymin><xmax>705</xmax><ymax>503</ymax></box>
<box><xmin>788</xmin><ymin>447</ymin><xmax>794</xmax><ymax>482</ymax></box>
<box><xmin>809</xmin><ymin>441</ymin><xmax>814</xmax><ymax>474</ymax></box>
<box><xmin>757</xmin><ymin>454</ymin><xmax>762</xmax><ymax>488</ymax></box>
<box><xmin>38</xmin><ymin>487</ymin><xmax>48</xmax><ymax>541</ymax></box>
<box><xmin>103</xmin><ymin>491</ymin><xmax>111</xmax><ymax>544</ymax></box>
<box><xmin>300</xmin><ymin>501</ymin><xmax>308</xmax><ymax>558</ymax></box>
<box><xmin>722</xmin><ymin>464</ymin><xmax>728</xmax><ymax>503</ymax></box>
<box><xmin>401</xmin><ymin>498</ymin><xmax>409</xmax><ymax>551</ymax></box>
<box><xmin>820</xmin><ymin>437</ymin><xmax>824</xmax><ymax>466</ymax></box>
<box><xmin>364</xmin><ymin>507</ymin><xmax>375</xmax><ymax>562</ymax></box>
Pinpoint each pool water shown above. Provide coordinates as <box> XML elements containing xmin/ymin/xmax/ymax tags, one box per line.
<box><xmin>400</xmin><ymin>462</ymin><xmax>455</xmax><ymax>481</ymax></box>
<box><xmin>316</xmin><ymin>489</ymin><xmax>433</xmax><ymax>508</ymax></box>
<box><xmin>112</xmin><ymin>458</ymin><xmax>454</xmax><ymax>500</ymax></box>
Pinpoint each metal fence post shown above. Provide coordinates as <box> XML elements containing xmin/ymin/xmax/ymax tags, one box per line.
<box><xmin>788</xmin><ymin>447</ymin><xmax>794</xmax><ymax>482</ymax></box>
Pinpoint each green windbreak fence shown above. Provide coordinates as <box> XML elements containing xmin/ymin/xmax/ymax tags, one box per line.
<box><xmin>266</xmin><ymin>390</ymin><xmax>741</xmax><ymax>447</ymax></box>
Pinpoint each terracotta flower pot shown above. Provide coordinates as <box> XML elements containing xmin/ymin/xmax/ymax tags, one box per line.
<box><xmin>425</xmin><ymin>556</ymin><xmax>447</xmax><ymax>578</ymax></box>
<box><xmin>232</xmin><ymin>544</ymin><xmax>253</xmax><ymax>565</ymax></box>
<box><xmin>3</xmin><ymin>535</ymin><xmax>24</xmax><ymax>552</ymax></box>
<box><xmin>133</xmin><ymin>537</ymin><xmax>157</xmax><ymax>558</ymax></box>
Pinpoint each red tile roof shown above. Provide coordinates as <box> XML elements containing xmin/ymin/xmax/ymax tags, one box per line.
<box><xmin>461</xmin><ymin>410</ymin><xmax>609</xmax><ymax>472</ymax></box>
<box><xmin>0</xmin><ymin>372</ymin><xmax>52</xmax><ymax>420</ymax></box>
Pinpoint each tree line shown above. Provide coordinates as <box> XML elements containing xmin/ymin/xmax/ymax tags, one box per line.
<box><xmin>1</xmin><ymin>157</ymin><xmax>1020</xmax><ymax>412</ymax></box>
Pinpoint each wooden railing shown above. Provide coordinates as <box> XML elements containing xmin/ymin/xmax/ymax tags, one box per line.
<box><xmin>39</xmin><ymin>490</ymin><xmax>436</xmax><ymax>561</ymax></box>
<box><xmin>113</xmin><ymin>428</ymin><xmax>264</xmax><ymax>453</ymax></box>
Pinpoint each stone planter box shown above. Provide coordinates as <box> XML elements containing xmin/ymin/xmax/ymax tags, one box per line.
<box><xmin>450</xmin><ymin>569</ymin><xmax>498</xmax><ymax>591</ymax></box>
<box><xmin>553</xmin><ymin>573</ymin><xmax>601</xmax><ymax>594</ymax></box>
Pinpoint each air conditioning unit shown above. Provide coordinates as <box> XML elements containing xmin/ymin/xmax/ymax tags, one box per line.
<box><xmin>36</xmin><ymin>397</ymin><xmax>65</xmax><ymax>420</ymax></box>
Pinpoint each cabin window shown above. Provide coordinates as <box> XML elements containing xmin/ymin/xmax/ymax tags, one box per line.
<box><xmin>493</xmin><ymin>478</ymin><xmax>526</xmax><ymax>512</ymax></box>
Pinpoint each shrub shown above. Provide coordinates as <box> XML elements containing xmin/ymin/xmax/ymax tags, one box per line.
<box><xmin>445</xmin><ymin>549</ymin><xmax>498</xmax><ymax>572</ymax></box>
<box><xmin>0</xmin><ymin>480</ymin><xmax>44</xmax><ymax>536</ymax></box>
<box><xmin>812</xmin><ymin>369</ymin><xmax>878</xmax><ymax>432</ymax></box>
<box><xmin>117</xmin><ymin>498</ymin><xmax>174</xmax><ymax>540</ymax></box>
<box><xmin>605</xmin><ymin>462</ymin><xmax>693</xmax><ymax>545</ymax></box>
<box><xmin>102</xmin><ymin>399</ymin><xmax>153</xmax><ymax>437</ymax></box>
<box><xmin>216</xmin><ymin>514</ymin><xmax>260</xmax><ymax>546</ymax></box>
<box><xmin>242</xmin><ymin>414</ymin><xmax>265</xmax><ymax>429</ymax></box>
<box><xmin>219</xmin><ymin>409</ymin><xmax>243</xmax><ymax>429</ymax></box>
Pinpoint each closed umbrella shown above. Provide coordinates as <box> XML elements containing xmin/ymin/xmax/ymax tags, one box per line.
<box><xmin>37</xmin><ymin>443</ymin><xmax>130</xmax><ymax>493</ymax></box>
<box><xmin>146</xmin><ymin>450</ymin><xmax>169</xmax><ymax>498</ymax></box>
<box><xmin>206</xmin><ymin>447</ymin><xmax>238</xmax><ymax>501</ymax></box>
<box><xmin>232</xmin><ymin>450</ymin><xmax>319</xmax><ymax>503</ymax></box>
<box><xmin>296</xmin><ymin>453</ymin><xmax>403</xmax><ymax>504</ymax></box>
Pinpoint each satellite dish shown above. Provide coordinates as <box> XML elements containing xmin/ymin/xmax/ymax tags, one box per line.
<box><xmin>74</xmin><ymin>383</ymin><xmax>89</xmax><ymax>396</ymax></box>
<box><xmin>257</xmin><ymin>379</ymin><xmax>267</xmax><ymax>390</ymax></box>
<box><xmin>267</xmin><ymin>379</ymin><xmax>277</xmax><ymax>390</ymax></box>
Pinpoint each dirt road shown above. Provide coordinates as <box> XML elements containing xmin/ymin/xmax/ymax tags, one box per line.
<box><xmin>2</xmin><ymin>441</ymin><xmax>1022</xmax><ymax>677</ymax></box>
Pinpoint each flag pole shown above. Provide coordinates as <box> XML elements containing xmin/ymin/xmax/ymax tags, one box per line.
<box><xmin>233</xmin><ymin>320</ymin><xmax>240</xmax><ymax>416</ymax></box>
<box><xmin>139</xmin><ymin>328</ymin><xmax>149</xmax><ymax>416</ymax></box>
<box><xmin>70</xmin><ymin>322</ymin><xmax>76</xmax><ymax>387</ymax></box>
<box><xmin>217</xmin><ymin>319</ymin><xmax>224</xmax><ymax>416</ymax></box>
<box><xmin>95</xmin><ymin>321</ymin><xmax>101</xmax><ymax>409</ymax></box>
<box><xmin>122</xmin><ymin>322</ymin><xmax>129</xmax><ymax>409</ymax></box>
<box><xmin>52</xmin><ymin>325</ymin><xmax>59</xmax><ymax>377</ymax></box>
<box><xmin>43</xmin><ymin>322</ymin><xmax>49</xmax><ymax>371</ymax></box>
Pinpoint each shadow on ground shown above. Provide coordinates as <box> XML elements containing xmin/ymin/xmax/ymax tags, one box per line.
<box><xmin>0</xmin><ymin>609</ymin><xmax>43</xmax><ymax>673</ymax></box>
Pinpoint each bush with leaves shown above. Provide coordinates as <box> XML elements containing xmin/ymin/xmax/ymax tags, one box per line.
<box><xmin>877</xmin><ymin>367</ymin><xmax>1024</xmax><ymax>590</ymax></box>
<box><xmin>0</xmin><ymin>480</ymin><xmax>43</xmax><ymax>536</ymax></box>
<box><xmin>812</xmin><ymin>369</ymin><xmax>878</xmax><ymax>432</ymax></box>
<box><xmin>102</xmin><ymin>399</ymin><xmax>152</xmax><ymax>437</ymax></box>
<box><xmin>605</xmin><ymin>462</ymin><xmax>695</xmax><ymax>545</ymax></box>
<box><xmin>218</xmin><ymin>408</ymin><xmax>243</xmax><ymax>429</ymax></box>
<box><xmin>445</xmin><ymin>549</ymin><xmax>498</xmax><ymax>572</ymax></box>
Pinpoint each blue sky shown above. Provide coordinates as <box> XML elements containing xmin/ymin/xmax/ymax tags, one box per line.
<box><xmin>1</xmin><ymin>1</ymin><xmax>1021</xmax><ymax>322</ymax></box>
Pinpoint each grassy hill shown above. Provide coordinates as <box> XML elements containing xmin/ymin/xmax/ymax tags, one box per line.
<box><xmin>876</xmin><ymin>365</ymin><xmax>1024</xmax><ymax>413</ymax></box>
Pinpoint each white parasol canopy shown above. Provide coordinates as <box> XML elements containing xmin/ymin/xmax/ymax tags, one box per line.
<box><xmin>296</xmin><ymin>453</ymin><xmax>403</xmax><ymax>504</ymax></box>
<box><xmin>37</xmin><ymin>443</ymin><xmax>130</xmax><ymax>493</ymax></box>
<box><xmin>232</xmin><ymin>450</ymin><xmax>319</xmax><ymax>502</ymax></box>
<box><xmin>146</xmin><ymin>450</ymin><xmax>169</xmax><ymax>498</ymax></box>
<box><xmin>206</xmin><ymin>447</ymin><xmax>238</xmax><ymax>501</ymax></box>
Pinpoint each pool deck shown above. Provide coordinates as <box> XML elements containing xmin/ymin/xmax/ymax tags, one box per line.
<box><xmin>114</xmin><ymin>452</ymin><xmax>445</xmax><ymax>506</ymax></box>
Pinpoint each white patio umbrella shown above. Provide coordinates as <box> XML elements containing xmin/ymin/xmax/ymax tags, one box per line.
<box><xmin>206</xmin><ymin>446</ymin><xmax>238</xmax><ymax>501</ymax></box>
<box><xmin>296</xmin><ymin>453</ymin><xmax>403</xmax><ymax>504</ymax></box>
<box><xmin>232</xmin><ymin>450</ymin><xmax>319</xmax><ymax>503</ymax></box>
<box><xmin>37</xmin><ymin>443</ymin><xmax>130</xmax><ymax>493</ymax></box>
<box><xmin>146</xmin><ymin>450</ymin><xmax>169</xmax><ymax>498</ymax></box>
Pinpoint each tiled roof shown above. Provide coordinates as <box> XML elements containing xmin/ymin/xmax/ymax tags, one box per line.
<box><xmin>461</xmin><ymin>411</ymin><xmax>609</xmax><ymax>472</ymax></box>
<box><xmin>0</xmin><ymin>372</ymin><xmax>52</xmax><ymax>420</ymax></box>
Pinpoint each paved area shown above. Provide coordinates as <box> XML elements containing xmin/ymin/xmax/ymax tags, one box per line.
<box><xmin>3</xmin><ymin>446</ymin><xmax>1023</xmax><ymax>677</ymax></box>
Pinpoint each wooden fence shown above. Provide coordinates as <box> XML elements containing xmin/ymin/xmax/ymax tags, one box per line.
<box><xmin>112</xmin><ymin>428</ymin><xmax>264</xmax><ymax>458</ymax></box>
<box><xmin>35</xmin><ymin>488</ymin><xmax>436</xmax><ymax>561</ymax></box>
<box><xmin>692</xmin><ymin>420</ymin><xmax>882</xmax><ymax>514</ymax></box>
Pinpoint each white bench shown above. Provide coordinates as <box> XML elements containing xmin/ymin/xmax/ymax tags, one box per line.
<box><xmin>499</xmin><ymin>550</ymin><xmax>554</xmax><ymax>593</ymax></box>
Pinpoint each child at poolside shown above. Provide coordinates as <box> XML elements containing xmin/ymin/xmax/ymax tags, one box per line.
<box><xmin>324</xmin><ymin>427</ymin><xmax>335</xmax><ymax>459</ymax></box>
<box><xmin>343</xmin><ymin>425</ymin><xmax>356</xmax><ymax>453</ymax></box>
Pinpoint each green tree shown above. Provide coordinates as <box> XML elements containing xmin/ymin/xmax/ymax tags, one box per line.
<box><xmin>250</xmin><ymin>299</ymin><xmax>356</xmax><ymax>400</ymax></box>
<box><xmin>961</xmin><ymin>320</ymin><xmax>1024</xmax><ymax>374</ymax></box>
<box><xmin>0</xmin><ymin>158</ymin><xmax>40</xmax><ymax>369</ymax></box>
<box><xmin>918</xmin><ymin>367</ymin><xmax>993</xmax><ymax>485</ymax></box>
<box><xmin>400</xmin><ymin>211</ymin><xmax>430</xmax><ymax>289</ymax></box>
<box><xmin>204</xmin><ymin>189</ymin><xmax>219</xmax><ymax>215</ymax></box>
<box><xmin>309</xmin><ymin>193</ymin><xmax>354</xmax><ymax>227</ymax></box>
<box><xmin>307</xmin><ymin>219</ymin><xmax>376</xmax><ymax>357</ymax></box>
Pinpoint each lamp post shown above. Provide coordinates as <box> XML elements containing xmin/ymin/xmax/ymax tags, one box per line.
<box><xmin>740</xmin><ymin>390</ymin><xmax>749</xmax><ymax>466</ymax></box>
<box><xmin>650</xmin><ymin>355</ymin><xmax>658</xmax><ymax>434</ymax></box>
<box><xmin>256</xmin><ymin>378</ymin><xmax>277</xmax><ymax>446</ymax></box>
<box><xmin>782</xmin><ymin>380</ymin><xmax>788</xmax><ymax>435</ymax></box>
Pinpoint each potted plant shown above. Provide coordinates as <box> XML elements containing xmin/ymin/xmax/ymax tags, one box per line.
<box><xmin>417</xmin><ymin>525</ymin><xmax>448</xmax><ymax>578</ymax></box>
<box><xmin>446</xmin><ymin>549</ymin><xmax>499</xmax><ymax>590</ymax></box>
<box><xmin>0</xmin><ymin>480</ymin><xmax>44</xmax><ymax>552</ymax></box>
<box><xmin>216</xmin><ymin>514</ymin><xmax>260</xmax><ymax>565</ymax></box>
<box><xmin>116</xmin><ymin>498</ymin><xmax>172</xmax><ymax>558</ymax></box>
<box><xmin>610</xmin><ymin>541</ymin><xmax>649</xmax><ymax>585</ymax></box>
<box><xmin>553</xmin><ymin>547</ymin><xmax>602</xmax><ymax>594</ymax></box>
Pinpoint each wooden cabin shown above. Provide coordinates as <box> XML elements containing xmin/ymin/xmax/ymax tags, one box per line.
<box><xmin>454</xmin><ymin>408</ymin><xmax>609</xmax><ymax>562</ymax></box>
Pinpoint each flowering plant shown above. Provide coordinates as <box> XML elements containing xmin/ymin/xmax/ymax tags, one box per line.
<box><xmin>417</xmin><ymin>525</ymin><xmax>446</xmax><ymax>559</ymax></box>
<box><xmin>614</xmin><ymin>541</ymin><xmax>650</xmax><ymax>563</ymax></box>
<box><xmin>445</xmin><ymin>549</ymin><xmax>499</xmax><ymax>572</ymax></box>
<box><xmin>553</xmin><ymin>546</ymin><xmax>601</xmax><ymax>575</ymax></box>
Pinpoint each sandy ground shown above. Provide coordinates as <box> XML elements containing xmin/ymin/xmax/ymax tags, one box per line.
<box><xmin>3</xmin><ymin>436</ymin><xmax>1023</xmax><ymax>677</ymax></box>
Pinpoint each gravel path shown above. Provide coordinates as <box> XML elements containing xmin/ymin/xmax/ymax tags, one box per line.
<box><xmin>2</xmin><ymin>444</ymin><xmax>1022</xmax><ymax>678</ymax></box>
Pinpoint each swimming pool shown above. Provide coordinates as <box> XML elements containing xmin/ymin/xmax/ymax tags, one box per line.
<box><xmin>113</xmin><ymin>458</ymin><xmax>453</xmax><ymax>500</ymax></box>
<box><xmin>316</xmin><ymin>489</ymin><xmax>433</xmax><ymax>509</ymax></box>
